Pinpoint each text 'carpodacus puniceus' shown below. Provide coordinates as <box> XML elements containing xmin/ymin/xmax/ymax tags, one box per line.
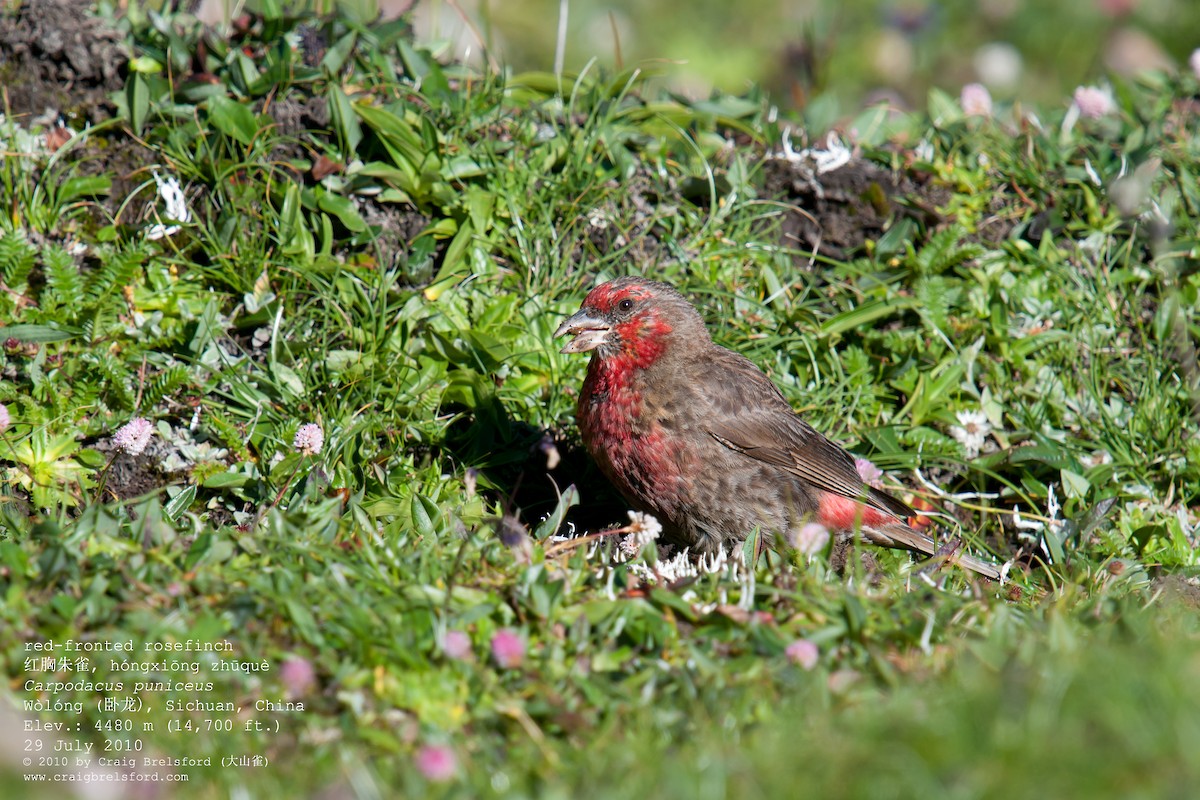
<box><xmin>555</xmin><ymin>276</ymin><xmax>1000</xmax><ymax>580</ymax></box>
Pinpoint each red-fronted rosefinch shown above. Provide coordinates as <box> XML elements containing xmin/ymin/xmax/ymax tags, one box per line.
<box><xmin>555</xmin><ymin>276</ymin><xmax>1000</xmax><ymax>580</ymax></box>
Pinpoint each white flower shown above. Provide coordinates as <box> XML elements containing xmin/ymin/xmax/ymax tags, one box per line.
<box><xmin>960</xmin><ymin>83</ymin><xmax>993</xmax><ymax>117</ymax></box>
<box><xmin>145</xmin><ymin>172</ymin><xmax>190</xmax><ymax>241</ymax></box>
<box><xmin>626</xmin><ymin>510</ymin><xmax>662</xmax><ymax>540</ymax></box>
<box><xmin>0</xmin><ymin>403</ymin><xmax>9</xmax><ymax>432</ymax></box>
<box><xmin>774</xmin><ymin>130</ymin><xmax>851</xmax><ymax>176</ymax></box>
<box><xmin>635</xmin><ymin>549</ymin><xmax>698</xmax><ymax>583</ymax></box>
<box><xmin>913</xmin><ymin>138</ymin><xmax>934</xmax><ymax>162</ymax></box>
<box><xmin>293</xmin><ymin>423</ymin><xmax>324</xmax><ymax>456</ymax></box>
<box><xmin>617</xmin><ymin>511</ymin><xmax>662</xmax><ymax>559</ymax></box>
<box><xmin>1191</xmin><ymin>49</ymin><xmax>1200</xmax><ymax>81</ymax></box>
<box><xmin>113</xmin><ymin>417</ymin><xmax>154</xmax><ymax>456</ymax></box>
<box><xmin>949</xmin><ymin>409</ymin><xmax>992</xmax><ymax>458</ymax></box>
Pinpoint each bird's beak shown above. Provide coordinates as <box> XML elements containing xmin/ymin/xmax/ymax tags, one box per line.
<box><xmin>555</xmin><ymin>310</ymin><xmax>612</xmax><ymax>354</ymax></box>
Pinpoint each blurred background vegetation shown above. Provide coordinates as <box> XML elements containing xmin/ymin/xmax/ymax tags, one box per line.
<box><xmin>397</xmin><ymin>0</ymin><xmax>1200</xmax><ymax>115</ymax></box>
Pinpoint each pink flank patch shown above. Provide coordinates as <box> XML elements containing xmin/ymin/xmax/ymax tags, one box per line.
<box><xmin>817</xmin><ymin>492</ymin><xmax>892</xmax><ymax>531</ymax></box>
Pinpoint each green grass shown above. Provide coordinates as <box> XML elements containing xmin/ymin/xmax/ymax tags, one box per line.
<box><xmin>2</xmin><ymin>4</ymin><xmax>1199</xmax><ymax>798</ymax></box>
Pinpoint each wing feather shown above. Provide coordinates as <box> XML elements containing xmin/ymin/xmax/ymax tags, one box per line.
<box><xmin>695</xmin><ymin>346</ymin><xmax>914</xmax><ymax>521</ymax></box>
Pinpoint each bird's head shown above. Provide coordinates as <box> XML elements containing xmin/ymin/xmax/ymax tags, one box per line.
<box><xmin>554</xmin><ymin>277</ymin><xmax>709</xmax><ymax>367</ymax></box>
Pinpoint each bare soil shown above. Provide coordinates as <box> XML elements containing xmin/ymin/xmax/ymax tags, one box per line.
<box><xmin>0</xmin><ymin>0</ymin><xmax>127</xmax><ymax>121</ymax></box>
<box><xmin>761</xmin><ymin>155</ymin><xmax>953</xmax><ymax>262</ymax></box>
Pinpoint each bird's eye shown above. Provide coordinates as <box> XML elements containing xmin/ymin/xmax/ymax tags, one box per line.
<box><xmin>617</xmin><ymin>298</ymin><xmax>634</xmax><ymax>312</ymax></box>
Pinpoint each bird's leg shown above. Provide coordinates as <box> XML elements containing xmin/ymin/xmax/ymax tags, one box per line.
<box><xmin>829</xmin><ymin>533</ymin><xmax>853</xmax><ymax>573</ymax></box>
<box><xmin>829</xmin><ymin>533</ymin><xmax>882</xmax><ymax>584</ymax></box>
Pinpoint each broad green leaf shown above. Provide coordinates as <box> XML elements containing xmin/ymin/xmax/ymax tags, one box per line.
<box><xmin>821</xmin><ymin>298</ymin><xmax>915</xmax><ymax>337</ymax></box>
<box><xmin>206</xmin><ymin>95</ymin><xmax>260</xmax><ymax>146</ymax></box>
<box><xmin>59</xmin><ymin>176</ymin><xmax>111</xmax><ymax>203</ymax></box>
<box><xmin>328</xmin><ymin>84</ymin><xmax>363</xmax><ymax>154</ymax></box>
<box><xmin>429</xmin><ymin>218</ymin><xmax>474</xmax><ymax>284</ymax></box>
<box><xmin>165</xmin><ymin>485</ymin><xmax>196</xmax><ymax>521</ymax></box>
<box><xmin>201</xmin><ymin>470</ymin><xmax>251</xmax><ymax>488</ymax></box>
<box><xmin>0</xmin><ymin>324</ymin><xmax>78</xmax><ymax>343</ymax></box>
<box><xmin>316</xmin><ymin>191</ymin><xmax>367</xmax><ymax>232</ymax></box>
<box><xmin>411</xmin><ymin>493</ymin><xmax>439</xmax><ymax>537</ymax></box>
<box><xmin>126</xmin><ymin>73</ymin><xmax>150</xmax><ymax>134</ymax></box>
<box><xmin>533</xmin><ymin>485</ymin><xmax>579</xmax><ymax>540</ymax></box>
<box><xmin>354</xmin><ymin>102</ymin><xmax>426</xmax><ymax>169</ymax></box>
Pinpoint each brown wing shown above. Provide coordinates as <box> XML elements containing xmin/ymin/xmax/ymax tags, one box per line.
<box><xmin>695</xmin><ymin>346</ymin><xmax>915</xmax><ymax>521</ymax></box>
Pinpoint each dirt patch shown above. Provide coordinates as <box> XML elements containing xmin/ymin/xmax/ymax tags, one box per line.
<box><xmin>357</xmin><ymin>198</ymin><xmax>430</xmax><ymax>273</ymax></box>
<box><xmin>761</xmin><ymin>155</ymin><xmax>951</xmax><ymax>262</ymax></box>
<box><xmin>973</xmin><ymin>188</ymin><xmax>1023</xmax><ymax>245</ymax></box>
<box><xmin>0</xmin><ymin>0</ymin><xmax>127</xmax><ymax>122</ymax></box>
<box><xmin>1151</xmin><ymin>574</ymin><xmax>1200</xmax><ymax>610</ymax></box>
<box><xmin>569</xmin><ymin>172</ymin><xmax>674</xmax><ymax>272</ymax></box>
<box><xmin>267</xmin><ymin>92</ymin><xmax>330</xmax><ymax>144</ymax></box>
<box><xmin>0</xmin><ymin>0</ymin><xmax>144</xmax><ymax>230</ymax></box>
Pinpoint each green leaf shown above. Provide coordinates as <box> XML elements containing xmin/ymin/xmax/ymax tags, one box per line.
<box><xmin>1153</xmin><ymin>292</ymin><xmax>1180</xmax><ymax>344</ymax></box>
<box><xmin>284</xmin><ymin>598</ymin><xmax>325</xmax><ymax>646</ymax></box>
<box><xmin>411</xmin><ymin>493</ymin><xmax>438</xmax><ymax>537</ymax></box>
<box><xmin>58</xmin><ymin>176</ymin><xmax>111</xmax><ymax>203</ymax></box>
<box><xmin>648</xmin><ymin>587</ymin><xmax>699</xmax><ymax>622</ymax></box>
<box><xmin>1060</xmin><ymin>468</ymin><xmax>1090</xmax><ymax>499</ymax></box>
<box><xmin>201</xmin><ymin>470</ymin><xmax>251</xmax><ymax>488</ymax></box>
<box><xmin>0</xmin><ymin>324</ymin><xmax>78</xmax><ymax>343</ymax></box>
<box><xmin>129</xmin><ymin>55</ymin><xmax>163</xmax><ymax>73</ymax></box>
<box><xmin>928</xmin><ymin>86</ymin><xmax>962</xmax><ymax>126</ymax></box>
<box><xmin>321</xmin><ymin>30</ymin><xmax>358</xmax><ymax>74</ymax></box>
<box><xmin>398</xmin><ymin>40</ymin><xmax>450</xmax><ymax>100</ymax></box>
<box><xmin>272</xmin><ymin>363</ymin><xmax>305</xmax><ymax>398</ymax></box>
<box><xmin>126</xmin><ymin>72</ymin><xmax>150</xmax><ymax>134</ymax></box>
<box><xmin>821</xmin><ymin>298</ymin><xmax>915</xmax><ymax>337</ymax></box>
<box><xmin>328</xmin><ymin>84</ymin><xmax>363</xmax><ymax>155</ymax></box>
<box><xmin>464</xmin><ymin>186</ymin><xmax>495</xmax><ymax>234</ymax></box>
<box><xmin>353</xmin><ymin>102</ymin><xmax>426</xmax><ymax>170</ymax></box>
<box><xmin>429</xmin><ymin>218</ymin><xmax>474</xmax><ymax>284</ymax></box>
<box><xmin>316</xmin><ymin>191</ymin><xmax>367</xmax><ymax>232</ymax></box>
<box><xmin>165</xmin><ymin>485</ymin><xmax>196</xmax><ymax>521</ymax></box>
<box><xmin>206</xmin><ymin>95</ymin><xmax>260</xmax><ymax>147</ymax></box>
<box><xmin>533</xmin><ymin>485</ymin><xmax>580</xmax><ymax>540</ymax></box>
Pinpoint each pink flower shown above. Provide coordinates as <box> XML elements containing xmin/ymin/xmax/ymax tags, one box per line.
<box><xmin>960</xmin><ymin>83</ymin><xmax>993</xmax><ymax>117</ymax></box>
<box><xmin>293</xmin><ymin>423</ymin><xmax>324</xmax><ymax>455</ymax></box>
<box><xmin>1073</xmin><ymin>86</ymin><xmax>1115</xmax><ymax>119</ymax></box>
<box><xmin>441</xmin><ymin>630</ymin><xmax>473</xmax><ymax>661</ymax></box>
<box><xmin>0</xmin><ymin>403</ymin><xmax>9</xmax><ymax>432</ymax></box>
<box><xmin>279</xmin><ymin>657</ymin><xmax>316</xmax><ymax>698</ymax></box>
<box><xmin>113</xmin><ymin>417</ymin><xmax>154</xmax><ymax>456</ymax></box>
<box><xmin>785</xmin><ymin>639</ymin><xmax>819</xmax><ymax>670</ymax></box>
<box><xmin>792</xmin><ymin>522</ymin><xmax>830</xmax><ymax>557</ymax></box>
<box><xmin>1190</xmin><ymin>49</ymin><xmax>1200</xmax><ymax>81</ymax></box>
<box><xmin>414</xmin><ymin>744</ymin><xmax>457</xmax><ymax>782</ymax></box>
<box><xmin>490</xmin><ymin>629</ymin><xmax>525</xmax><ymax>668</ymax></box>
<box><xmin>854</xmin><ymin>457</ymin><xmax>883</xmax><ymax>487</ymax></box>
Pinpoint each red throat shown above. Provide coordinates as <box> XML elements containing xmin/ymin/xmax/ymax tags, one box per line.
<box><xmin>613</xmin><ymin>314</ymin><xmax>671</xmax><ymax>368</ymax></box>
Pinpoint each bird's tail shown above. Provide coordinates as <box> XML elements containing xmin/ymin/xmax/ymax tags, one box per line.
<box><xmin>863</xmin><ymin>522</ymin><xmax>1002</xmax><ymax>581</ymax></box>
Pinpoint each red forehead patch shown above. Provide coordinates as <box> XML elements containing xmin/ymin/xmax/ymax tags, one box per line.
<box><xmin>585</xmin><ymin>281</ymin><xmax>653</xmax><ymax>313</ymax></box>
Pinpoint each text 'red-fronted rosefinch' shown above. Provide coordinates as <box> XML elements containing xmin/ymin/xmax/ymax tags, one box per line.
<box><xmin>555</xmin><ymin>276</ymin><xmax>1000</xmax><ymax>580</ymax></box>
